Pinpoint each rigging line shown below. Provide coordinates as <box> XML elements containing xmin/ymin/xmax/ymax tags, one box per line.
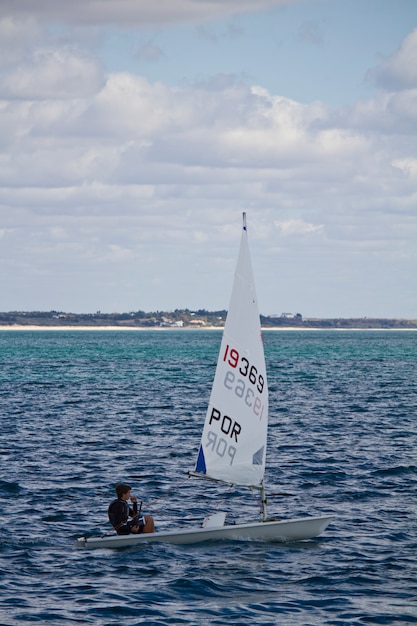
<box><xmin>140</xmin><ymin>475</ymin><xmax>193</xmax><ymax>511</ymax></box>
<box><xmin>250</xmin><ymin>487</ymin><xmax>265</xmax><ymax>517</ymax></box>
<box><xmin>146</xmin><ymin>477</ymin><xmax>236</xmax><ymax>518</ymax></box>
<box><xmin>206</xmin><ymin>483</ymin><xmax>235</xmax><ymax>515</ymax></box>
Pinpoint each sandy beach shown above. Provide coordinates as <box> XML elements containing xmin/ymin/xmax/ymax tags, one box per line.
<box><xmin>0</xmin><ymin>325</ymin><xmax>415</xmax><ymax>332</ymax></box>
<box><xmin>0</xmin><ymin>325</ymin><xmax>223</xmax><ymax>331</ymax></box>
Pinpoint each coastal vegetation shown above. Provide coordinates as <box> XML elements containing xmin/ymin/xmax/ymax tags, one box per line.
<box><xmin>0</xmin><ymin>310</ymin><xmax>416</xmax><ymax>329</ymax></box>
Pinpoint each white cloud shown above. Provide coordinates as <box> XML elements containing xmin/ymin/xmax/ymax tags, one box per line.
<box><xmin>368</xmin><ymin>28</ymin><xmax>417</xmax><ymax>91</ymax></box>
<box><xmin>0</xmin><ymin>16</ymin><xmax>41</xmax><ymax>68</ymax></box>
<box><xmin>1</xmin><ymin>0</ymin><xmax>302</xmax><ymax>27</ymax></box>
<box><xmin>1</xmin><ymin>64</ymin><xmax>414</xmax><ymax>222</ymax></box>
<box><xmin>0</xmin><ymin>71</ymin><xmax>380</xmax><ymax>193</ymax></box>
<box><xmin>0</xmin><ymin>46</ymin><xmax>104</xmax><ymax>99</ymax></box>
<box><xmin>0</xmin><ymin>7</ymin><xmax>416</xmax><ymax>317</ymax></box>
<box><xmin>392</xmin><ymin>158</ymin><xmax>417</xmax><ymax>179</ymax></box>
<box><xmin>345</xmin><ymin>89</ymin><xmax>417</xmax><ymax>134</ymax></box>
<box><xmin>275</xmin><ymin>219</ymin><xmax>323</xmax><ymax>236</ymax></box>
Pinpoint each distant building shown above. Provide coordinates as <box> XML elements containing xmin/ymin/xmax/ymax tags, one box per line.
<box><xmin>160</xmin><ymin>319</ymin><xmax>184</xmax><ymax>327</ymax></box>
<box><xmin>189</xmin><ymin>319</ymin><xmax>206</xmax><ymax>327</ymax></box>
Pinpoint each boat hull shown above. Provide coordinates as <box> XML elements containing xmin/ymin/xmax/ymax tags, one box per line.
<box><xmin>76</xmin><ymin>515</ymin><xmax>334</xmax><ymax>549</ymax></box>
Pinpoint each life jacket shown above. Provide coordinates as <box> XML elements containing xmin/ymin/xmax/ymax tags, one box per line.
<box><xmin>108</xmin><ymin>498</ymin><xmax>129</xmax><ymax>531</ymax></box>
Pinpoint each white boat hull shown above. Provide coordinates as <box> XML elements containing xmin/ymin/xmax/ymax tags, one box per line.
<box><xmin>76</xmin><ymin>515</ymin><xmax>334</xmax><ymax>549</ymax></box>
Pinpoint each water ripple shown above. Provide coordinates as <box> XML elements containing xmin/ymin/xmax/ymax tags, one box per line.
<box><xmin>0</xmin><ymin>330</ymin><xmax>416</xmax><ymax>625</ymax></box>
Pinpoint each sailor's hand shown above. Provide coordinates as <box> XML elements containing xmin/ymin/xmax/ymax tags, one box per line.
<box><xmin>130</xmin><ymin>495</ymin><xmax>137</xmax><ymax>503</ymax></box>
<box><xmin>131</xmin><ymin>525</ymin><xmax>140</xmax><ymax>533</ymax></box>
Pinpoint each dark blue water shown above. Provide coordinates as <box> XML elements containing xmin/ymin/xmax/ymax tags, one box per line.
<box><xmin>1</xmin><ymin>330</ymin><xmax>416</xmax><ymax>625</ymax></box>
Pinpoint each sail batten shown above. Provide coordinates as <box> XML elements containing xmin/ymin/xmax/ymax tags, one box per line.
<box><xmin>195</xmin><ymin>214</ymin><xmax>269</xmax><ymax>488</ymax></box>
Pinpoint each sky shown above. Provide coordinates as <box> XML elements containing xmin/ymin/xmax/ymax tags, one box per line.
<box><xmin>0</xmin><ymin>0</ymin><xmax>416</xmax><ymax>319</ymax></box>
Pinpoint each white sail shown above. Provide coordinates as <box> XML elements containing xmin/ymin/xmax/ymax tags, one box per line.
<box><xmin>195</xmin><ymin>213</ymin><xmax>268</xmax><ymax>486</ymax></box>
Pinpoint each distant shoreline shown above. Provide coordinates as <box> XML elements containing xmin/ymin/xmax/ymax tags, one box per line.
<box><xmin>2</xmin><ymin>310</ymin><xmax>416</xmax><ymax>330</ymax></box>
<box><xmin>0</xmin><ymin>325</ymin><xmax>416</xmax><ymax>332</ymax></box>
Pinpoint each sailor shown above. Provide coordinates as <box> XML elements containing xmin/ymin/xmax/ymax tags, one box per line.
<box><xmin>108</xmin><ymin>483</ymin><xmax>155</xmax><ymax>535</ymax></box>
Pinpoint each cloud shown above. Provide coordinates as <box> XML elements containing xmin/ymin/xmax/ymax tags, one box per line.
<box><xmin>0</xmin><ymin>0</ymin><xmax>303</xmax><ymax>27</ymax></box>
<box><xmin>0</xmin><ymin>70</ymin><xmax>376</xmax><ymax>192</ymax></box>
<box><xmin>336</xmin><ymin>88</ymin><xmax>417</xmax><ymax>136</ymax></box>
<box><xmin>0</xmin><ymin>46</ymin><xmax>104</xmax><ymax>99</ymax></box>
<box><xmin>368</xmin><ymin>28</ymin><xmax>417</xmax><ymax>91</ymax></box>
<box><xmin>0</xmin><ymin>50</ymin><xmax>413</xmax><ymax>201</ymax></box>
<box><xmin>0</xmin><ymin>16</ymin><xmax>42</xmax><ymax>68</ymax></box>
<box><xmin>392</xmin><ymin>158</ymin><xmax>417</xmax><ymax>179</ymax></box>
<box><xmin>0</xmin><ymin>9</ymin><xmax>416</xmax><ymax>316</ymax></box>
<box><xmin>275</xmin><ymin>218</ymin><xmax>323</xmax><ymax>236</ymax></box>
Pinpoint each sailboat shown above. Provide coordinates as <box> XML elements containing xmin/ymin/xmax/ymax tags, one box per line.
<box><xmin>76</xmin><ymin>214</ymin><xmax>333</xmax><ymax>549</ymax></box>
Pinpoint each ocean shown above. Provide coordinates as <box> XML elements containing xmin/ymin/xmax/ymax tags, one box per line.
<box><xmin>0</xmin><ymin>329</ymin><xmax>416</xmax><ymax>625</ymax></box>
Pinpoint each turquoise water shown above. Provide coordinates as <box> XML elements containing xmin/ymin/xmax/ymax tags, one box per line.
<box><xmin>0</xmin><ymin>330</ymin><xmax>416</xmax><ymax>625</ymax></box>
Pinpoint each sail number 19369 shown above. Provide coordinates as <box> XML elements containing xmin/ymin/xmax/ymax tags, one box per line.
<box><xmin>223</xmin><ymin>344</ymin><xmax>265</xmax><ymax>419</ymax></box>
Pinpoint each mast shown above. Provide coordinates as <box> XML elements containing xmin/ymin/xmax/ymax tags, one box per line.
<box><xmin>245</xmin><ymin>210</ymin><xmax>267</xmax><ymax>522</ymax></box>
<box><xmin>261</xmin><ymin>481</ymin><xmax>268</xmax><ymax>522</ymax></box>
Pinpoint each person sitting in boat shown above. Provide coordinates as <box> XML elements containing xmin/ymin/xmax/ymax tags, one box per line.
<box><xmin>108</xmin><ymin>483</ymin><xmax>155</xmax><ymax>535</ymax></box>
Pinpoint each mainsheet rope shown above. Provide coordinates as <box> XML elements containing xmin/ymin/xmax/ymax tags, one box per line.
<box><xmin>141</xmin><ymin>475</ymin><xmax>236</xmax><ymax>522</ymax></box>
<box><xmin>141</xmin><ymin>476</ymin><xmax>294</xmax><ymax>522</ymax></box>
